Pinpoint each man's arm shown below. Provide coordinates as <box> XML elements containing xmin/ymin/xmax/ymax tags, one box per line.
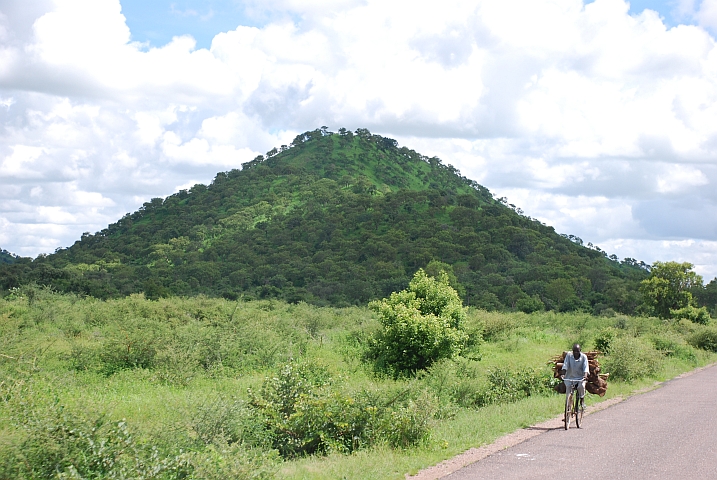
<box><xmin>582</xmin><ymin>354</ymin><xmax>589</xmax><ymax>380</ymax></box>
<box><xmin>560</xmin><ymin>354</ymin><xmax>571</xmax><ymax>378</ymax></box>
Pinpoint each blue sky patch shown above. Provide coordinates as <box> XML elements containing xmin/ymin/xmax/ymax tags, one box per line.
<box><xmin>123</xmin><ymin>1</ymin><xmax>692</xmax><ymax>51</ymax></box>
<box><xmin>120</xmin><ymin>0</ymin><xmax>260</xmax><ymax>49</ymax></box>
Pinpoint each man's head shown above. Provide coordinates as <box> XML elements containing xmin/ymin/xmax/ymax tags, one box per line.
<box><xmin>572</xmin><ymin>343</ymin><xmax>581</xmax><ymax>358</ymax></box>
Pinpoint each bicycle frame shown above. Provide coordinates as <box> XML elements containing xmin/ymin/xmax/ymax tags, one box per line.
<box><xmin>563</xmin><ymin>377</ymin><xmax>584</xmax><ymax>430</ymax></box>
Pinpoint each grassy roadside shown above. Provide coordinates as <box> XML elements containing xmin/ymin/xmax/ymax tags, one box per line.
<box><xmin>279</xmin><ymin>357</ymin><xmax>716</xmax><ymax>479</ymax></box>
<box><xmin>1</xmin><ymin>288</ymin><xmax>716</xmax><ymax>479</ymax></box>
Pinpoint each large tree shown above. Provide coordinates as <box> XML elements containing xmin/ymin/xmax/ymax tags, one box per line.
<box><xmin>640</xmin><ymin>261</ymin><xmax>709</xmax><ymax>323</ymax></box>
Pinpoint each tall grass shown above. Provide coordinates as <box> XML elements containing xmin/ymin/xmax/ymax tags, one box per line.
<box><xmin>0</xmin><ymin>287</ymin><xmax>714</xmax><ymax>479</ymax></box>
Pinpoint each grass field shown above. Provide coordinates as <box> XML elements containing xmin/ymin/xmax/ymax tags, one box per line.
<box><xmin>1</xmin><ymin>286</ymin><xmax>715</xmax><ymax>479</ymax></box>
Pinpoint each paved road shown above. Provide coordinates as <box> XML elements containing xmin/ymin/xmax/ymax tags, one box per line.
<box><xmin>446</xmin><ymin>364</ymin><xmax>717</xmax><ymax>479</ymax></box>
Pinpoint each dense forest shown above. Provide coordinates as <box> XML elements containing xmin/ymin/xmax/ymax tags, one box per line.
<box><xmin>2</xmin><ymin>127</ymin><xmax>714</xmax><ymax>314</ymax></box>
<box><xmin>0</xmin><ymin>249</ymin><xmax>19</xmax><ymax>265</ymax></box>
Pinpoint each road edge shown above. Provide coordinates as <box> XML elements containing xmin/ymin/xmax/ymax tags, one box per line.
<box><xmin>407</xmin><ymin>362</ymin><xmax>717</xmax><ymax>480</ymax></box>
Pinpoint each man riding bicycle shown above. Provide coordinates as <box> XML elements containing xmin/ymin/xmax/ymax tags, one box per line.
<box><xmin>560</xmin><ymin>343</ymin><xmax>589</xmax><ymax>410</ymax></box>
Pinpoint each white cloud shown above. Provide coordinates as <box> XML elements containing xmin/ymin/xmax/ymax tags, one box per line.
<box><xmin>0</xmin><ymin>96</ymin><xmax>14</xmax><ymax>109</ymax></box>
<box><xmin>134</xmin><ymin>109</ymin><xmax>177</xmax><ymax>146</ymax></box>
<box><xmin>601</xmin><ymin>238</ymin><xmax>717</xmax><ymax>281</ymax></box>
<box><xmin>491</xmin><ymin>188</ymin><xmax>641</xmax><ymax>240</ymax></box>
<box><xmin>160</xmin><ymin>131</ymin><xmax>257</xmax><ymax>167</ymax></box>
<box><xmin>1</xmin><ymin>145</ymin><xmax>47</xmax><ymax>178</ymax></box>
<box><xmin>656</xmin><ymin>164</ymin><xmax>709</xmax><ymax>193</ymax></box>
<box><xmin>697</xmin><ymin>0</ymin><xmax>717</xmax><ymax>29</ymax></box>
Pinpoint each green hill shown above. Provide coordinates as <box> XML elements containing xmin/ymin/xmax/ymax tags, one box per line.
<box><xmin>0</xmin><ymin>128</ymin><xmax>649</xmax><ymax>313</ymax></box>
<box><xmin>0</xmin><ymin>249</ymin><xmax>21</xmax><ymax>265</ymax></box>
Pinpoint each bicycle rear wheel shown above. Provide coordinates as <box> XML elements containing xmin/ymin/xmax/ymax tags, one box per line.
<box><xmin>574</xmin><ymin>392</ymin><xmax>582</xmax><ymax>428</ymax></box>
<box><xmin>564</xmin><ymin>391</ymin><xmax>573</xmax><ymax>430</ymax></box>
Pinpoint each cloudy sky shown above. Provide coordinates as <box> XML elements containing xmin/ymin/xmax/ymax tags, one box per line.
<box><xmin>2</xmin><ymin>0</ymin><xmax>717</xmax><ymax>281</ymax></box>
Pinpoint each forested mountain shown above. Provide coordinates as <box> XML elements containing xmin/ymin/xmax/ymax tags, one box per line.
<box><xmin>0</xmin><ymin>249</ymin><xmax>21</xmax><ymax>265</ymax></box>
<box><xmin>0</xmin><ymin>128</ymin><xmax>653</xmax><ymax>313</ymax></box>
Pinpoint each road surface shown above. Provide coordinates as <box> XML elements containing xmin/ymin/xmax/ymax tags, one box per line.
<box><xmin>445</xmin><ymin>364</ymin><xmax>717</xmax><ymax>479</ymax></box>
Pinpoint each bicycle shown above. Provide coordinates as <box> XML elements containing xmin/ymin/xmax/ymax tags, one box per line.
<box><xmin>562</xmin><ymin>377</ymin><xmax>584</xmax><ymax>430</ymax></box>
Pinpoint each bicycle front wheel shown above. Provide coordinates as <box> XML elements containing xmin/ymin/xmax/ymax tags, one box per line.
<box><xmin>564</xmin><ymin>391</ymin><xmax>573</xmax><ymax>430</ymax></box>
<box><xmin>574</xmin><ymin>392</ymin><xmax>582</xmax><ymax>428</ymax></box>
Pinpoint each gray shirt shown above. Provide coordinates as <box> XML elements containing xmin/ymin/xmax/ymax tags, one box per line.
<box><xmin>563</xmin><ymin>352</ymin><xmax>589</xmax><ymax>380</ymax></box>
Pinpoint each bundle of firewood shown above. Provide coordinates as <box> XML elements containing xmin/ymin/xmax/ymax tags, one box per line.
<box><xmin>549</xmin><ymin>351</ymin><xmax>608</xmax><ymax>397</ymax></box>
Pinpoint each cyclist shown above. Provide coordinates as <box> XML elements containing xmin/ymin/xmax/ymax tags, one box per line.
<box><xmin>560</xmin><ymin>343</ymin><xmax>589</xmax><ymax>410</ymax></box>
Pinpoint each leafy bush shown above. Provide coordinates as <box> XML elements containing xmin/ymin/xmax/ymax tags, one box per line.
<box><xmin>179</xmin><ymin>442</ymin><xmax>278</xmax><ymax>480</ymax></box>
<box><xmin>368</xmin><ymin>269</ymin><xmax>468</xmax><ymax>376</ymax></box>
<box><xmin>516</xmin><ymin>295</ymin><xmax>544</xmax><ymax>314</ymax></box>
<box><xmin>152</xmin><ymin>344</ymin><xmax>201</xmax><ymax>386</ymax></box>
<box><xmin>191</xmin><ymin>396</ymin><xmax>269</xmax><ymax>448</ymax></box>
<box><xmin>687</xmin><ymin>327</ymin><xmax>717</xmax><ymax>352</ymax></box>
<box><xmin>602</xmin><ymin>336</ymin><xmax>663</xmax><ymax>381</ymax></box>
<box><xmin>475</xmin><ymin>367</ymin><xmax>553</xmax><ymax>406</ymax></box>
<box><xmin>478</xmin><ymin>313</ymin><xmax>522</xmax><ymax>341</ymax></box>
<box><xmin>375</xmin><ymin>390</ymin><xmax>437</xmax><ymax>448</ymax></box>
<box><xmin>649</xmin><ymin>334</ymin><xmax>697</xmax><ymax>361</ymax></box>
<box><xmin>419</xmin><ymin>357</ymin><xmax>485</xmax><ymax>410</ymax></box>
<box><xmin>249</xmin><ymin>360</ymin><xmax>436</xmax><ymax>457</ymax></box>
<box><xmin>594</xmin><ymin>328</ymin><xmax>617</xmax><ymax>354</ymax></box>
<box><xmin>0</xmin><ymin>393</ymin><xmax>184</xmax><ymax>480</ymax></box>
<box><xmin>671</xmin><ymin>305</ymin><xmax>711</xmax><ymax>325</ymax></box>
<box><xmin>70</xmin><ymin>330</ymin><xmax>158</xmax><ymax>376</ymax></box>
<box><xmin>672</xmin><ymin>318</ymin><xmax>700</xmax><ymax>336</ymax></box>
<box><xmin>249</xmin><ymin>360</ymin><xmax>348</xmax><ymax>457</ymax></box>
<box><xmin>68</xmin><ymin>315</ymin><xmax>166</xmax><ymax>376</ymax></box>
<box><xmin>0</xmin><ymin>380</ymin><xmax>278</xmax><ymax>480</ymax></box>
<box><xmin>250</xmin><ymin>360</ymin><xmax>330</xmax><ymax>419</ymax></box>
<box><xmin>420</xmin><ymin>358</ymin><xmax>460</xmax><ymax>405</ymax></box>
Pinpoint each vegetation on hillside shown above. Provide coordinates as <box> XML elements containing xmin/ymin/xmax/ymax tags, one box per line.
<box><xmin>1</xmin><ymin>284</ymin><xmax>716</xmax><ymax>479</ymax></box>
<box><xmin>0</xmin><ymin>249</ymin><xmax>20</xmax><ymax>265</ymax></box>
<box><xmin>0</xmin><ymin>128</ymin><xmax>662</xmax><ymax>314</ymax></box>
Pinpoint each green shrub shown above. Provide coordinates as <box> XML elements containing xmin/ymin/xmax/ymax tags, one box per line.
<box><xmin>376</xmin><ymin>390</ymin><xmax>437</xmax><ymax>448</ymax></box>
<box><xmin>69</xmin><ymin>342</ymin><xmax>98</xmax><ymax>372</ymax></box>
<box><xmin>420</xmin><ymin>357</ymin><xmax>484</xmax><ymax>409</ymax></box>
<box><xmin>249</xmin><ymin>360</ymin><xmax>338</xmax><ymax>457</ymax></box>
<box><xmin>72</xmin><ymin>333</ymin><xmax>158</xmax><ymax>376</ymax></box>
<box><xmin>179</xmin><ymin>442</ymin><xmax>278</xmax><ymax>480</ymax></box>
<box><xmin>192</xmin><ymin>396</ymin><xmax>269</xmax><ymax>448</ymax></box>
<box><xmin>250</xmin><ymin>360</ymin><xmax>331</xmax><ymax>419</ymax></box>
<box><xmin>368</xmin><ymin>269</ymin><xmax>468</xmax><ymax>376</ymax></box>
<box><xmin>614</xmin><ymin>316</ymin><xmax>628</xmax><ymax>330</ymax></box>
<box><xmin>671</xmin><ymin>305</ymin><xmax>711</xmax><ymax>325</ymax></box>
<box><xmin>594</xmin><ymin>328</ymin><xmax>617</xmax><ymax>354</ymax></box>
<box><xmin>516</xmin><ymin>295</ymin><xmax>544</xmax><ymax>314</ymax></box>
<box><xmin>478</xmin><ymin>313</ymin><xmax>522</xmax><ymax>341</ymax></box>
<box><xmin>649</xmin><ymin>334</ymin><xmax>697</xmax><ymax>361</ymax></box>
<box><xmin>249</xmin><ymin>361</ymin><xmax>435</xmax><ymax>457</ymax></box>
<box><xmin>687</xmin><ymin>327</ymin><xmax>717</xmax><ymax>352</ymax></box>
<box><xmin>673</xmin><ymin>318</ymin><xmax>700</xmax><ymax>336</ymax></box>
<box><xmin>421</xmin><ymin>358</ymin><xmax>459</xmax><ymax>405</ymax></box>
<box><xmin>69</xmin><ymin>318</ymin><xmax>164</xmax><ymax>376</ymax></box>
<box><xmin>475</xmin><ymin>367</ymin><xmax>553</xmax><ymax>406</ymax></box>
<box><xmin>0</xmin><ymin>393</ymin><xmax>184</xmax><ymax>480</ymax></box>
<box><xmin>152</xmin><ymin>344</ymin><xmax>200</xmax><ymax>386</ymax></box>
<box><xmin>602</xmin><ymin>337</ymin><xmax>663</xmax><ymax>381</ymax></box>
